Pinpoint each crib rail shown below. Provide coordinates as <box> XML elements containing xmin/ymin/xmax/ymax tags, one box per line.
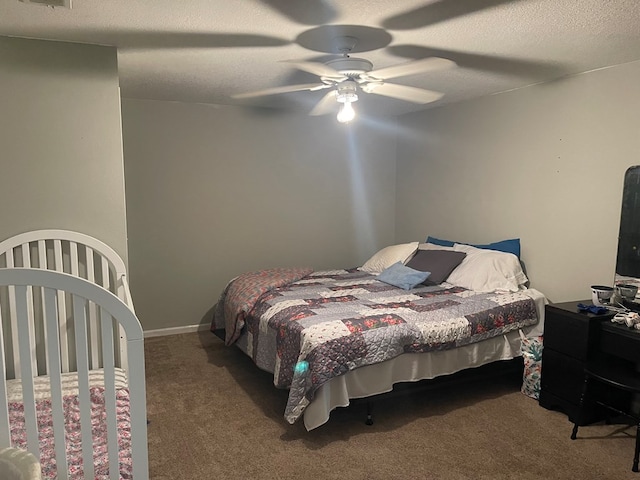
<box><xmin>0</xmin><ymin>230</ymin><xmax>131</xmax><ymax>379</ymax></box>
<box><xmin>0</xmin><ymin>268</ymin><xmax>148</xmax><ymax>480</ymax></box>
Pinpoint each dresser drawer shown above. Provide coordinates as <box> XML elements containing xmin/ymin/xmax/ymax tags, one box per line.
<box><xmin>543</xmin><ymin>305</ymin><xmax>604</xmax><ymax>361</ymax></box>
<box><xmin>540</xmin><ymin>348</ymin><xmax>585</xmax><ymax>404</ymax></box>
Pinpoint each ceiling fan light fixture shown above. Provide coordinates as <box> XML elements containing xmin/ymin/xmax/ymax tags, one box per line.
<box><xmin>336</xmin><ymin>91</ymin><xmax>358</xmax><ymax>103</ymax></box>
<box><xmin>335</xmin><ymin>81</ymin><xmax>358</xmax><ymax>124</ymax></box>
<box><xmin>335</xmin><ymin>81</ymin><xmax>358</xmax><ymax>104</ymax></box>
<box><xmin>337</xmin><ymin>101</ymin><xmax>356</xmax><ymax>124</ymax></box>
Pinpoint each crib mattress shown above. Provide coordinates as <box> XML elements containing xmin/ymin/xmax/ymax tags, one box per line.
<box><xmin>6</xmin><ymin>368</ymin><xmax>128</xmax><ymax>402</ymax></box>
<box><xmin>7</xmin><ymin>369</ymin><xmax>132</xmax><ymax>480</ymax></box>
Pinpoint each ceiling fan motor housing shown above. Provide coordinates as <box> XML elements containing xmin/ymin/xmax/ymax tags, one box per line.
<box><xmin>326</xmin><ymin>57</ymin><xmax>373</xmax><ymax>77</ymax></box>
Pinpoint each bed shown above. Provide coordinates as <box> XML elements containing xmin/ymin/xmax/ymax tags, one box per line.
<box><xmin>212</xmin><ymin>240</ymin><xmax>547</xmax><ymax>431</ymax></box>
<box><xmin>0</xmin><ymin>230</ymin><xmax>148</xmax><ymax>479</ymax></box>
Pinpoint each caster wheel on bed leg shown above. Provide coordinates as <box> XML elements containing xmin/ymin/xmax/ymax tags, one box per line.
<box><xmin>365</xmin><ymin>402</ymin><xmax>374</xmax><ymax>425</ymax></box>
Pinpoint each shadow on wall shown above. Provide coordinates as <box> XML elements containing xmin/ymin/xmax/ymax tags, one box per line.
<box><xmin>199</xmin><ymin>305</ymin><xmax>217</xmax><ymax>332</ymax></box>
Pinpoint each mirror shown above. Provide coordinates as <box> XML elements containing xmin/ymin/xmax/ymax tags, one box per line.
<box><xmin>615</xmin><ymin>165</ymin><xmax>640</xmax><ymax>308</ymax></box>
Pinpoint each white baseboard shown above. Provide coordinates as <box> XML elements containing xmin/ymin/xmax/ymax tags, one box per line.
<box><xmin>144</xmin><ymin>324</ymin><xmax>211</xmax><ymax>338</ymax></box>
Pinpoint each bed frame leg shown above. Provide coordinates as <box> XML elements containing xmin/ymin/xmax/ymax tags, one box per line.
<box><xmin>365</xmin><ymin>401</ymin><xmax>374</xmax><ymax>425</ymax></box>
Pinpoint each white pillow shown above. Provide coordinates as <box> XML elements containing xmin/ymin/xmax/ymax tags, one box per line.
<box><xmin>360</xmin><ymin>242</ymin><xmax>419</xmax><ymax>274</ymax></box>
<box><xmin>417</xmin><ymin>242</ymin><xmax>455</xmax><ymax>251</ymax></box>
<box><xmin>446</xmin><ymin>243</ymin><xmax>528</xmax><ymax>293</ymax></box>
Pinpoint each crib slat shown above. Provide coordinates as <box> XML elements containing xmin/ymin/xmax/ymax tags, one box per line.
<box><xmin>69</xmin><ymin>242</ymin><xmax>79</xmax><ymax>277</ymax></box>
<box><xmin>6</xmin><ymin>249</ymin><xmax>15</xmax><ymax>268</ymax></box>
<box><xmin>20</xmin><ymin>242</ymin><xmax>33</xmax><ymax>272</ymax></box>
<box><xmin>118</xmin><ymin>327</ymin><xmax>129</xmax><ymax>374</ymax></box>
<box><xmin>100</xmin><ymin>308</ymin><xmax>119</xmax><ymax>478</ymax></box>
<box><xmin>15</xmin><ymin>285</ymin><xmax>39</xmax><ymax>459</ymax></box>
<box><xmin>21</xmin><ymin>244</ymin><xmax>38</xmax><ymax>377</ymax></box>
<box><xmin>118</xmin><ymin>276</ymin><xmax>131</xmax><ymax>372</ymax></box>
<box><xmin>85</xmin><ymin>247</ymin><xmax>95</xmax><ymax>285</ymax></box>
<box><xmin>38</xmin><ymin>240</ymin><xmax>51</xmax><ymax>375</ymax></box>
<box><xmin>53</xmin><ymin>240</ymin><xmax>70</xmax><ymax>373</ymax></box>
<box><xmin>52</xmin><ymin>241</ymin><xmax>63</xmax><ymax>273</ymax></box>
<box><xmin>101</xmin><ymin>257</ymin><xmax>124</xmax><ymax>371</ymax></box>
<box><xmin>128</xmin><ymin>336</ymin><xmax>149</xmax><ymax>480</ymax></box>
<box><xmin>101</xmin><ymin>257</ymin><xmax>110</xmax><ymax>291</ymax></box>
<box><xmin>73</xmin><ymin>294</ymin><xmax>95</xmax><ymax>479</ymax></box>
<box><xmin>20</xmin><ymin>244</ymin><xmax>30</xmax><ymax>268</ymax></box>
<box><xmin>36</xmin><ymin>241</ymin><xmax>47</xmax><ymax>269</ymax></box>
<box><xmin>43</xmin><ymin>287</ymin><xmax>70</xmax><ymax>480</ymax></box>
<box><xmin>6</xmin><ymin>250</ymin><xmax>21</xmax><ymax>379</ymax></box>
<box><xmin>86</xmin><ymin>247</ymin><xmax>100</xmax><ymax>369</ymax></box>
<box><xmin>0</xmin><ymin>307</ymin><xmax>10</xmax><ymax>448</ymax></box>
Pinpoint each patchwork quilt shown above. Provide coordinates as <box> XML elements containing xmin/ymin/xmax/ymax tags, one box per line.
<box><xmin>213</xmin><ymin>268</ymin><xmax>539</xmax><ymax>425</ymax></box>
<box><xmin>220</xmin><ymin>267</ymin><xmax>313</xmax><ymax>345</ymax></box>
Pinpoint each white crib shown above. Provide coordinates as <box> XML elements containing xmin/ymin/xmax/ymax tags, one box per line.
<box><xmin>0</xmin><ymin>231</ymin><xmax>148</xmax><ymax>479</ymax></box>
<box><xmin>0</xmin><ymin>230</ymin><xmax>134</xmax><ymax>379</ymax></box>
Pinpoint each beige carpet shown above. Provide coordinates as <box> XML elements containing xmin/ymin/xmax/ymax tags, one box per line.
<box><xmin>144</xmin><ymin>331</ymin><xmax>638</xmax><ymax>479</ymax></box>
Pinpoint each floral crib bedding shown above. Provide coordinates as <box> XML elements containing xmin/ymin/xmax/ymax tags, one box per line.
<box><xmin>6</xmin><ymin>369</ymin><xmax>132</xmax><ymax>480</ymax></box>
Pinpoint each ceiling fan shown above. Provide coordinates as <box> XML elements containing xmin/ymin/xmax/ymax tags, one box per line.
<box><xmin>232</xmin><ymin>36</ymin><xmax>456</xmax><ymax>123</ymax></box>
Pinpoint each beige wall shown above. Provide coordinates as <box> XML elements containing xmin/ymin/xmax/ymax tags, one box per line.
<box><xmin>121</xmin><ymin>99</ymin><xmax>397</xmax><ymax>330</ymax></box>
<box><xmin>8</xmin><ymin>35</ymin><xmax>635</xmax><ymax>328</ymax></box>
<box><xmin>0</xmin><ymin>36</ymin><xmax>128</xmax><ymax>262</ymax></box>
<box><xmin>395</xmin><ymin>60</ymin><xmax>640</xmax><ymax>303</ymax></box>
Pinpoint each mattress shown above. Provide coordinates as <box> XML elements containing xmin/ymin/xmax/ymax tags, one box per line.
<box><xmin>5</xmin><ymin>368</ymin><xmax>128</xmax><ymax>402</ymax></box>
<box><xmin>233</xmin><ymin>282</ymin><xmax>547</xmax><ymax>430</ymax></box>
<box><xmin>301</xmin><ymin>321</ymin><xmax>539</xmax><ymax>430</ymax></box>
<box><xmin>6</xmin><ymin>368</ymin><xmax>132</xmax><ymax>480</ymax></box>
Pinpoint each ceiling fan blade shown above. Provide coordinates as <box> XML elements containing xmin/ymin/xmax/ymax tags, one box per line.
<box><xmin>257</xmin><ymin>0</ymin><xmax>338</xmax><ymax>26</ymax></box>
<box><xmin>364</xmin><ymin>83</ymin><xmax>444</xmax><ymax>104</ymax></box>
<box><xmin>114</xmin><ymin>32</ymin><xmax>290</xmax><ymax>50</ymax></box>
<box><xmin>309</xmin><ymin>90</ymin><xmax>338</xmax><ymax>116</ymax></box>
<box><xmin>281</xmin><ymin>60</ymin><xmax>346</xmax><ymax>80</ymax></box>
<box><xmin>381</xmin><ymin>0</ymin><xmax>521</xmax><ymax>30</ymax></box>
<box><xmin>232</xmin><ymin>83</ymin><xmax>330</xmax><ymax>99</ymax></box>
<box><xmin>367</xmin><ymin>57</ymin><xmax>456</xmax><ymax>81</ymax></box>
<box><xmin>388</xmin><ymin>44</ymin><xmax>568</xmax><ymax>79</ymax></box>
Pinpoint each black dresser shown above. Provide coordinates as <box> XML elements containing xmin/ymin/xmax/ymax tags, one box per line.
<box><xmin>539</xmin><ymin>300</ymin><xmax>640</xmax><ymax>423</ymax></box>
<box><xmin>538</xmin><ymin>300</ymin><xmax>614</xmax><ymax>423</ymax></box>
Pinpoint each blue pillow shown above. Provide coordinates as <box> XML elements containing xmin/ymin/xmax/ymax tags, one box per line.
<box><xmin>426</xmin><ymin>236</ymin><xmax>521</xmax><ymax>258</ymax></box>
<box><xmin>473</xmin><ymin>239</ymin><xmax>521</xmax><ymax>258</ymax></box>
<box><xmin>377</xmin><ymin>262</ymin><xmax>431</xmax><ymax>290</ymax></box>
<box><xmin>426</xmin><ymin>236</ymin><xmax>455</xmax><ymax>247</ymax></box>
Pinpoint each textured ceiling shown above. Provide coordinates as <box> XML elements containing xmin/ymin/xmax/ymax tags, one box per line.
<box><xmin>2</xmin><ymin>0</ymin><xmax>640</xmax><ymax>117</ymax></box>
